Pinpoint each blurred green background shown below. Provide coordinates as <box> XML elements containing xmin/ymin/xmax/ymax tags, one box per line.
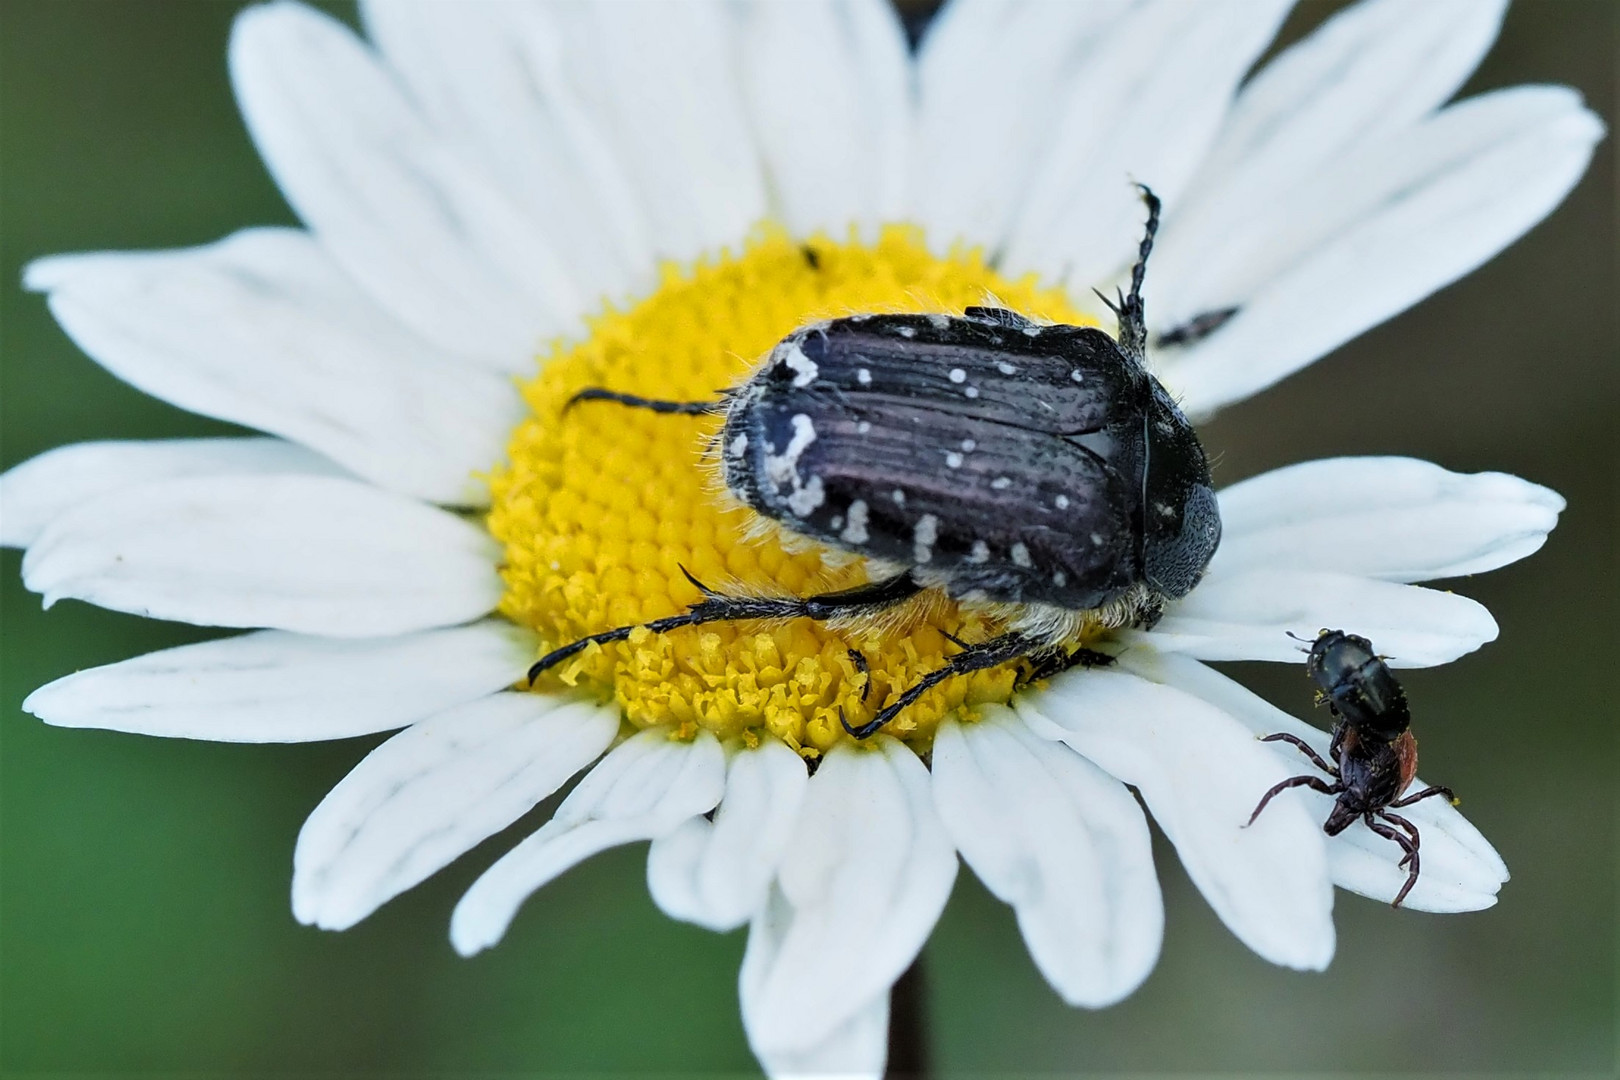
<box><xmin>1</xmin><ymin>1</ymin><xmax>1612</xmax><ymax>1075</ymax></box>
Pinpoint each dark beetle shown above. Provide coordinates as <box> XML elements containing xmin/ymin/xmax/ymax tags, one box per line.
<box><xmin>536</xmin><ymin>186</ymin><xmax>1221</xmax><ymax>738</ymax></box>
<box><xmin>1249</xmin><ymin>630</ymin><xmax>1457</xmax><ymax>908</ymax></box>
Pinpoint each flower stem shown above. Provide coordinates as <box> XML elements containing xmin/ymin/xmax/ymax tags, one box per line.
<box><xmin>886</xmin><ymin>955</ymin><xmax>930</xmax><ymax>1078</ymax></box>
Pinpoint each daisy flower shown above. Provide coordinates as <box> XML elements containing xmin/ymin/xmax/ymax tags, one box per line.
<box><xmin>3</xmin><ymin>0</ymin><xmax>1600</xmax><ymax>1075</ymax></box>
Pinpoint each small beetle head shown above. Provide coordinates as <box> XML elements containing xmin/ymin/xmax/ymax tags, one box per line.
<box><xmin>1139</xmin><ymin>384</ymin><xmax>1220</xmax><ymax>599</ymax></box>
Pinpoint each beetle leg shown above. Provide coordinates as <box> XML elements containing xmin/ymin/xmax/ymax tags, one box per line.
<box><xmin>1258</xmin><ymin>732</ymin><xmax>1338</xmax><ymax>776</ymax></box>
<box><xmin>1390</xmin><ymin>784</ymin><xmax>1458</xmax><ymax>809</ymax></box>
<box><xmin>847</xmin><ymin>648</ymin><xmax>873</xmax><ymax>704</ymax></box>
<box><xmin>1380</xmin><ymin>811</ymin><xmax>1422</xmax><ymax>868</ymax></box>
<box><xmin>841</xmin><ymin>631</ymin><xmax>1040</xmax><ymax>740</ymax></box>
<box><xmin>1245</xmin><ymin>773</ymin><xmax>1341</xmax><ymax>827</ymax></box>
<box><xmin>565</xmin><ymin>387</ymin><xmax>724</xmax><ymax>415</ymax></box>
<box><xmin>527</xmin><ymin>573</ymin><xmax>923</xmax><ymax>684</ymax></box>
<box><xmin>1017</xmin><ymin>645</ymin><xmax>1115</xmax><ymax>687</ymax></box>
<box><xmin>1367</xmin><ymin>813</ymin><xmax>1421</xmax><ymax>907</ymax></box>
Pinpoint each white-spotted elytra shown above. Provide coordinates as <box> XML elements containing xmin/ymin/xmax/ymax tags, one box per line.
<box><xmin>532</xmin><ymin>186</ymin><xmax>1221</xmax><ymax>739</ymax></box>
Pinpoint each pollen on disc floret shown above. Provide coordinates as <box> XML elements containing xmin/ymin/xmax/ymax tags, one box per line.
<box><xmin>488</xmin><ymin>225</ymin><xmax>1092</xmax><ymax>756</ymax></box>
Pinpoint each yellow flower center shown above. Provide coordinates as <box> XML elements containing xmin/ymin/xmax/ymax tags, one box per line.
<box><xmin>490</xmin><ymin>226</ymin><xmax>1092</xmax><ymax>757</ymax></box>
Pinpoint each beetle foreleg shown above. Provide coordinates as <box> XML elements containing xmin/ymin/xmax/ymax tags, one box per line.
<box><xmin>1244</xmin><ymin>773</ymin><xmax>1341</xmax><ymax>827</ymax></box>
<box><xmin>1258</xmin><ymin>732</ymin><xmax>1338</xmax><ymax>776</ymax></box>
<box><xmin>841</xmin><ymin>630</ymin><xmax>1040</xmax><ymax>740</ymax></box>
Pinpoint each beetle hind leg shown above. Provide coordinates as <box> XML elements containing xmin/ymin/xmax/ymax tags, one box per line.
<box><xmin>1368</xmin><ymin>812</ymin><xmax>1422</xmax><ymax>907</ymax></box>
<box><xmin>841</xmin><ymin>630</ymin><xmax>1041</xmax><ymax>740</ymax></box>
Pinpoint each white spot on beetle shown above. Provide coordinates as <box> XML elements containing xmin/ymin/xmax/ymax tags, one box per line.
<box><xmin>1090</xmin><ymin>532</ymin><xmax>1104</xmax><ymax>546</ymax></box>
<box><xmin>830</xmin><ymin>515</ymin><xmax>843</xmax><ymax>530</ymax></box>
<box><xmin>960</xmin><ymin>439</ymin><xmax>976</xmax><ymax>452</ymax></box>
<box><xmin>948</xmin><ymin>368</ymin><xmax>967</xmax><ymax>384</ymax></box>
<box><xmin>1054</xmin><ymin>494</ymin><xmax>1070</xmax><ymax>509</ymax></box>
<box><xmin>764</xmin><ymin>414</ymin><xmax>817</xmax><ymax>486</ymax></box>
<box><xmin>1053</xmin><ymin>570</ymin><xmax>1067</xmax><ymax>586</ymax></box>
<box><xmin>856</xmin><ymin>368</ymin><xmax>872</xmax><ymax>385</ymax></box>
<box><xmin>856</xmin><ymin>420</ymin><xmax>872</xmax><ymax>434</ymax></box>
<box><xmin>1070</xmin><ymin>369</ymin><xmax>1085</xmax><ymax>383</ymax></box>
<box><xmin>891</xmin><ymin>489</ymin><xmax>906</xmax><ymax>506</ymax></box>
<box><xmin>927</xmin><ymin>313</ymin><xmax>950</xmax><ymax>329</ymax></box>
<box><xmin>896</xmin><ymin>325</ymin><xmax>917</xmax><ymax>338</ymax></box>
<box><xmin>996</xmin><ymin>361</ymin><xmax>1017</xmax><ymax>376</ymax></box>
<box><xmin>991</xmin><ymin>476</ymin><xmax>1012</xmax><ymax>490</ymax></box>
<box><xmin>968</xmin><ymin>540</ymin><xmax>990</xmax><ymax>564</ymax></box>
<box><xmin>964</xmin><ymin>387</ymin><xmax>980</xmax><ymax>399</ymax></box>
<box><xmin>1011</xmin><ymin>542</ymin><xmax>1032</xmax><ymax>568</ymax></box>
<box><xmin>913</xmin><ymin>514</ymin><xmax>939</xmax><ymax>564</ymax></box>
<box><xmin>1023</xmin><ymin>326</ymin><xmax>1041</xmax><ymax>337</ymax></box>
<box><xmin>728</xmin><ymin>433</ymin><xmax>748</xmax><ymax>458</ymax></box>
<box><xmin>842</xmin><ymin>500</ymin><xmax>870</xmax><ymax>545</ymax></box>
<box><xmin>786</xmin><ymin>475</ymin><xmax>825</xmax><ymax>516</ymax></box>
<box><xmin>945</xmin><ymin>451</ymin><xmax>964</xmax><ymax>469</ymax></box>
<box><xmin>782</xmin><ymin>342</ymin><xmax>819</xmax><ymax>387</ymax></box>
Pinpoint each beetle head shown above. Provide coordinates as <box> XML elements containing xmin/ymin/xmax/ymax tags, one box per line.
<box><xmin>1139</xmin><ymin>384</ymin><xmax>1220</xmax><ymax>599</ymax></box>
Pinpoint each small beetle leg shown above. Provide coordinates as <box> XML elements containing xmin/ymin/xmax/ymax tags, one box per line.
<box><xmin>1245</xmin><ymin>773</ymin><xmax>1341</xmax><ymax>828</ymax></box>
<box><xmin>1366</xmin><ymin>814</ymin><xmax>1421</xmax><ymax>907</ymax></box>
<box><xmin>1258</xmin><ymin>732</ymin><xmax>1338</xmax><ymax>776</ymax></box>
<box><xmin>1389</xmin><ymin>784</ymin><xmax>1457</xmax><ymax>809</ymax></box>
<box><xmin>847</xmin><ymin>648</ymin><xmax>873</xmax><ymax>703</ymax></box>
<box><xmin>842</xmin><ymin>631</ymin><xmax>1039</xmax><ymax>740</ymax></box>
<box><xmin>1155</xmin><ymin>306</ymin><xmax>1239</xmax><ymax>349</ymax></box>
<box><xmin>566</xmin><ymin>387</ymin><xmax>724</xmax><ymax>415</ymax></box>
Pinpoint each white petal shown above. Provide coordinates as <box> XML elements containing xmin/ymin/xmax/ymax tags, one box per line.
<box><xmin>24</xmin><ymin>230</ymin><xmax>524</xmax><ymax>505</ymax></box>
<box><xmin>740</xmin><ymin>737</ymin><xmax>956</xmax><ymax>1058</ymax></box>
<box><xmin>229</xmin><ymin>3</ymin><xmax>579</xmax><ymax>365</ymax></box>
<box><xmin>932</xmin><ymin>706</ymin><xmax>1161</xmax><ymax>1007</ymax></box>
<box><xmin>1017</xmin><ymin>668</ymin><xmax>1335</xmax><ymax>971</ymax></box>
<box><xmin>22</xmin><ymin>621</ymin><xmax>532</xmax><ymax>743</ymax></box>
<box><xmin>1214</xmin><ymin>457</ymin><xmax>1565</xmax><ymax>582</ymax></box>
<box><xmin>1155</xmin><ymin>0</ymin><xmax>1509</xmax><ymax>312</ymax></box>
<box><xmin>21</xmin><ymin>474</ymin><xmax>501</xmax><ymax>637</ymax></box>
<box><xmin>740</xmin><ymin>0</ymin><xmax>910</xmax><ymax>238</ymax></box>
<box><xmin>754</xmin><ymin>993</ymin><xmax>889</xmax><ymax>1080</ymax></box>
<box><xmin>359</xmin><ymin>0</ymin><xmax>647</xmax><ymax>307</ymax></box>
<box><xmin>0</xmin><ymin>437</ymin><xmax>343</xmax><ymax>549</ymax></box>
<box><xmin>1137</xmin><ymin>568</ymin><xmax>1497</xmax><ymax>667</ymax></box>
<box><xmin>450</xmin><ymin>727</ymin><xmax>726</xmax><ymax>956</ymax></box>
<box><xmin>1120</xmin><ymin>650</ymin><xmax>1509</xmax><ymax>913</ymax></box>
<box><xmin>911</xmin><ymin>0</ymin><xmax>1133</xmax><ymax>251</ymax></box>
<box><xmin>293</xmin><ymin>693</ymin><xmax>618</xmax><ymax>930</ymax></box>
<box><xmin>1161</xmin><ymin>87</ymin><xmax>1604</xmax><ymax>414</ymax></box>
<box><xmin>1000</xmin><ymin>0</ymin><xmax>1292</xmax><ymax>290</ymax></box>
<box><xmin>647</xmin><ymin>739</ymin><xmax>809</xmax><ymax>932</ymax></box>
<box><xmin>541</xmin><ymin>1</ymin><xmax>765</xmax><ymax>263</ymax></box>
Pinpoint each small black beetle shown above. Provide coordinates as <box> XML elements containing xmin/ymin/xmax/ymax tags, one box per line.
<box><xmin>535</xmin><ymin>186</ymin><xmax>1221</xmax><ymax>738</ymax></box>
<box><xmin>1248</xmin><ymin>630</ymin><xmax>1458</xmax><ymax>908</ymax></box>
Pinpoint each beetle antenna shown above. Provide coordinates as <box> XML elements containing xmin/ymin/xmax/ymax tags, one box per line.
<box><xmin>1116</xmin><ymin>183</ymin><xmax>1160</xmax><ymax>362</ymax></box>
